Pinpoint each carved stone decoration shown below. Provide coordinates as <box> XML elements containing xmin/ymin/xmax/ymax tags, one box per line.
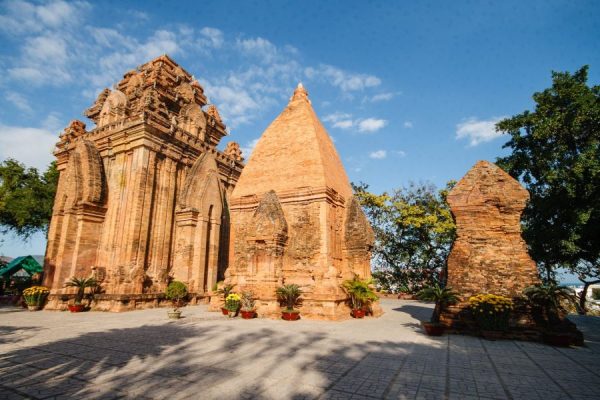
<box><xmin>43</xmin><ymin>139</ymin><xmax>107</xmax><ymax>292</ymax></box>
<box><xmin>59</xmin><ymin>120</ymin><xmax>87</xmax><ymax>143</ymax></box>
<box><xmin>344</xmin><ymin>196</ymin><xmax>375</xmax><ymax>278</ymax></box>
<box><xmin>43</xmin><ymin>55</ymin><xmax>244</xmax><ymax>312</ymax></box>
<box><xmin>206</xmin><ymin>104</ymin><xmax>223</xmax><ymax>125</ymax></box>
<box><xmin>85</xmin><ymin>88</ymin><xmax>111</xmax><ymax>122</ymax></box>
<box><xmin>172</xmin><ymin>152</ymin><xmax>225</xmax><ymax>294</ymax></box>
<box><xmin>178</xmin><ymin>103</ymin><xmax>207</xmax><ymax>139</ymax></box>
<box><xmin>176</xmin><ymin>82</ymin><xmax>195</xmax><ymax>103</ymax></box>
<box><xmin>97</xmin><ymin>90</ymin><xmax>128</xmax><ymax>128</ymax></box>
<box><xmin>225</xmin><ymin>84</ymin><xmax>379</xmax><ymax>320</ymax></box>
<box><xmin>224</xmin><ymin>142</ymin><xmax>243</xmax><ymax>162</ymax></box>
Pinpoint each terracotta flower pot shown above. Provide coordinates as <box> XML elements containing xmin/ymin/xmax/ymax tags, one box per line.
<box><xmin>422</xmin><ymin>322</ymin><xmax>445</xmax><ymax>336</ymax></box>
<box><xmin>68</xmin><ymin>304</ymin><xmax>86</xmax><ymax>313</ymax></box>
<box><xmin>221</xmin><ymin>307</ymin><xmax>229</xmax><ymax>315</ymax></box>
<box><xmin>168</xmin><ymin>310</ymin><xmax>182</xmax><ymax>319</ymax></box>
<box><xmin>240</xmin><ymin>310</ymin><xmax>256</xmax><ymax>319</ymax></box>
<box><xmin>27</xmin><ymin>305</ymin><xmax>40</xmax><ymax>311</ymax></box>
<box><xmin>351</xmin><ymin>308</ymin><xmax>365</xmax><ymax>318</ymax></box>
<box><xmin>282</xmin><ymin>310</ymin><xmax>300</xmax><ymax>321</ymax></box>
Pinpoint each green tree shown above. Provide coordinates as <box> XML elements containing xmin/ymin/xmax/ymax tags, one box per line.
<box><xmin>353</xmin><ymin>182</ymin><xmax>456</xmax><ymax>293</ymax></box>
<box><xmin>0</xmin><ymin>159</ymin><xmax>58</xmax><ymax>239</ymax></box>
<box><xmin>496</xmin><ymin>66</ymin><xmax>600</xmax><ymax>313</ymax></box>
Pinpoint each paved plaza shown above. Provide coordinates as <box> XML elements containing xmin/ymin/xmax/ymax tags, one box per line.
<box><xmin>1</xmin><ymin>300</ymin><xmax>599</xmax><ymax>400</ymax></box>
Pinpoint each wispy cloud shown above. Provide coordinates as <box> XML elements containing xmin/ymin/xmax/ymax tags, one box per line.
<box><xmin>5</xmin><ymin>92</ymin><xmax>32</xmax><ymax>113</ymax></box>
<box><xmin>369</xmin><ymin>150</ymin><xmax>387</xmax><ymax>159</ymax></box>
<box><xmin>324</xmin><ymin>113</ymin><xmax>387</xmax><ymax>133</ymax></box>
<box><xmin>358</xmin><ymin>118</ymin><xmax>387</xmax><ymax>133</ymax></box>
<box><xmin>304</xmin><ymin>64</ymin><xmax>381</xmax><ymax>92</ymax></box>
<box><xmin>456</xmin><ymin>116</ymin><xmax>505</xmax><ymax>146</ymax></box>
<box><xmin>403</xmin><ymin>121</ymin><xmax>413</xmax><ymax>129</ymax></box>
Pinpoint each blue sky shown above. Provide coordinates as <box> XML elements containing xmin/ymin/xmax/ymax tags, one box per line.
<box><xmin>0</xmin><ymin>0</ymin><xmax>599</xmax><ymax>282</ymax></box>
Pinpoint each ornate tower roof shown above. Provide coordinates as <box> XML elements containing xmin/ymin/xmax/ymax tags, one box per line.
<box><xmin>232</xmin><ymin>83</ymin><xmax>352</xmax><ymax>200</ymax></box>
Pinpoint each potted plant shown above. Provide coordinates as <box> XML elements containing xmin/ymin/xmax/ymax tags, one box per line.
<box><xmin>240</xmin><ymin>291</ymin><xmax>256</xmax><ymax>319</ymax></box>
<box><xmin>416</xmin><ymin>284</ymin><xmax>459</xmax><ymax>336</ymax></box>
<box><xmin>341</xmin><ymin>276</ymin><xmax>379</xmax><ymax>318</ymax></box>
<box><xmin>276</xmin><ymin>284</ymin><xmax>302</xmax><ymax>321</ymax></box>
<box><xmin>64</xmin><ymin>277</ymin><xmax>98</xmax><ymax>312</ymax></box>
<box><xmin>165</xmin><ymin>281</ymin><xmax>188</xmax><ymax>319</ymax></box>
<box><xmin>224</xmin><ymin>293</ymin><xmax>241</xmax><ymax>317</ymax></box>
<box><xmin>468</xmin><ymin>293</ymin><xmax>513</xmax><ymax>339</ymax></box>
<box><xmin>523</xmin><ymin>283</ymin><xmax>577</xmax><ymax>346</ymax></box>
<box><xmin>217</xmin><ymin>283</ymin><xmax>235</xmax><ymax>315</ymax></box>
<box><xmin>22</xmin><ymin>286</ymin><xmax>50</xmax><ymax>311</ymax></box>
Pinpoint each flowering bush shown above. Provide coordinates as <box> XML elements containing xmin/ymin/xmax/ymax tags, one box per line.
<box><xmin>22</xmin><ymin>286</ymin><xmax>50</xmax><ymax>307</ymax></box>
<box><xmin>469</xmin><ymin>293</ymin><xmax>513</xmax><ymax>331</ymax></box>
<box><xmin>225</xmin><ymin>293</ymin><xmax>241</xmax><ymax>312</ymax></box>
<box><xmin>240</xmin><ymin>291</ymin><xmax>255</xmax><ymax>311</ymax></box>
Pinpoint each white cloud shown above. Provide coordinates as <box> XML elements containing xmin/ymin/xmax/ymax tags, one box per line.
<box><xmin>358</xmin><ymin>118</ymin><xmax>387</xmax><ymax>133</ymax></box>
<box><xmin>456</xmin><ymin>116</ymin><xmax>505</xmax><ymax>146</ymax></box>
<box><xmin>200</xmin><ymin>27</ymin><xmax>224</xmax><ymax>48</ymax></box>
<box><xmin>324</xmin><ymin>113</ymin><xmax>387</xmax><ymax>133</ymax></box>
<box><xmin>5</xmin><ymin>92</ymin><xmax>32</xmax><ymax>113</ymax></box>
<box><xmin>0</xmin><ymin>124</ymin><xmax>58</xmax><ymax>170</ymax></box>
<box><xmin>236</xmin><ymin>37</ymin><xmax>278</xmax><ymax>62</ymax></box>
<box><xmin>403</xmin><ymin>121</ymin><xmax>413</xmax><ymax>129</ymax></box>
<box><xmin>240</xmin><ymin>138</ymin><xmax>260</xmax><ymax>159</ymax></box>
<box><xmin>0</xmin><ymin>0</ymin><xmax>89</xmax><ymax>35</ymax></box>
<box><xmin>304</xmin><ymin>64</ymin><xmax>381</xmax><ymax>92</ymax></box>
<box><xmin>369</xmin><ymin>150</ymin><xmax>387</xmax><ymax>159</ymax></box>
<box><xmin>395</xmin><ymin>150</ymin><xmax>407</xmax><ymax>157</ymax></box>
<box><xmin>368</xmin><ymin>92</ymin><xmax>395</xmax><ymax>102</ymax></box>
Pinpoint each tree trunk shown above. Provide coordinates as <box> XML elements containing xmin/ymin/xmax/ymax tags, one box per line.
<box><xmin>578</xmin><ymin>279</ymin><xmax>600</xmax><ymax>315</ymax></box>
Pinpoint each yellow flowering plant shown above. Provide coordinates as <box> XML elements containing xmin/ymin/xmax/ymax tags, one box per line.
<box><xmin>469</xmin><ymin>293</ymin><xmax>513</xmax><ymax>331</ymax></box>
<box><xmin>225</xmin><ymin>293</ymin><xmax>241</xmax><ymax>312</ymax></box>
<box><xmin>22</xmin><ymin>286</ymin><xmax>50</xmax><ymax>307</ymax></box>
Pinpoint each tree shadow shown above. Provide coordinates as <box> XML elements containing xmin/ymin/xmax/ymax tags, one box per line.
<box><xmin>0</xmin><ymin>317</ymin><xmax>452</xmax><ymax>399</ymax></box>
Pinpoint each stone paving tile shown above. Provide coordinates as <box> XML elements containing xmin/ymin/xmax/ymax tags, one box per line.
<box><xmin>1</xmin><ymin>301</ymin><xmax>599</xmax><ymax>400</ymax></box>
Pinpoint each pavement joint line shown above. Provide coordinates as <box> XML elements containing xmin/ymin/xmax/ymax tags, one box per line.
<box><xmin>317</xmin><ymin>351</ymin><xmax>373</xmax><ymax>399</ymax></box>
<box><xmin>444</xmin><ymin>335</ymin><xmax>450</xmax><ymax>400</ymax></box>
<box><xmin>513</xmin><ymin>341</ymin><xmax>574</xmax><ymax>400</ymax></box>
<box><xmin>380</xmin><ymin>341</ymin><xmax>416</xmax><ymax>398</ymax></box>
<box><xmin>0</xmin><ymin>381</ymin><xmax>39</xmax><ymax>400</ymax></box>
<box><xmin>479</xmin><ymin>339</ymin><xmax>514</xmax><ymax>400</ymax></box>
<box><xmin>552</xmin><ymin>344</ymin><xmax>600</xmax><ymax>380</ymax></box>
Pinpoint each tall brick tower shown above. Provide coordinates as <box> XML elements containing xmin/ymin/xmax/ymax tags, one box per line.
<box><xmin>43</xmin><ymin>55</ymin><xmax>244</xmax><ymax>310</ymax></box>
<box><xmin>225</xmin><ymin>84</ymin><xmax>377</xmax><ymax>320</ymax></box>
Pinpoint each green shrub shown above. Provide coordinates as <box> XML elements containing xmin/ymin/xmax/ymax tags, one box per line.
<box><xmin>165</xmin><ymin>281</ymin><xmax>188</xmax><ymax>307</ymax></box>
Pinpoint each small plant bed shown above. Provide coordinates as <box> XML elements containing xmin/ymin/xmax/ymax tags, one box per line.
<box><xmin>165</xmin><ymin>281</ymin><xmax>188</xmax><ymax>319</ymax></box>
<box><xmin>276</xmin><ymin>284</ymin><xmax>302</xmax><ymax>321</ymax></box>
<box><xmin>342</xmin><ymin>276</ymin><xmax>378</xmax><ymax>319</ymax></box>
<box><xmin>224</xmin><ymin>293</ymin><xmax>241</xmax><ymax>318</ymax></box>
<box><xmin>64</xmin><ymin>277</ymin><xmax>98</xmax><ymax>312</ymax></box>
<box><xmin>22</xmin><ymin>286</ymin><xmax>49</xmax><ymax>311</ymax></box>
<box><xmin>216</xmin><ymin>283</ymin><xmax>235</xmax><ymax>315</ymax></box>
<box><xmin>240</xmin><ymin>291</ymin><xmax>256</xmax><ymax>319</ymax></box>
<box><xmin>416</xmin><ymin>284</ymin><xmax>459</xmax><ymax>336</ymax></box>
<box><xmin>524</xmin><ymin>283</ymin><xmax>583</xmax><ymax>347</ymax></box>
<box><xmin>469</xmin><ymin>293</ymin><xmax>513</xmax><ymax>338</ymax></box>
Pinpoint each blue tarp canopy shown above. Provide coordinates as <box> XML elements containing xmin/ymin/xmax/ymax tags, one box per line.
<box><xmin>0</xmin><ymin>255</ymin><xmax>43</xmax><ymax>278</ymax></box>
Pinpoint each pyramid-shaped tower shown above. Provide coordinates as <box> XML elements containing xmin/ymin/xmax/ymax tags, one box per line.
<box><xmin>225</xmin><ymin>84</ymin><xmax>377</xmax><ymax>320</ymax></box>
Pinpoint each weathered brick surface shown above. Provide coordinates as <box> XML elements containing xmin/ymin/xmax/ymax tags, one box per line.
<box><xmin>445</xmin><ymin>160</ymin><xmax>539</xmax><ymax>300</ymax></box>
<box><xmin>224</xmin><ymin>84</ymin><xmax>378</xmax><ymax>320</ymax></box>
<box><xmin>43</xmin><ymin>56</ymin><xmax>243</xmax><ymax>310</ymax></box>
<box><xmin>442</xmin><ymin>160</ymin><xmax>541</xmax><ymax>330</ymax></box>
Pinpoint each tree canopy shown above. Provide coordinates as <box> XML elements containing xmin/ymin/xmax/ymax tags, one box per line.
<box><xmin>0</xmin><ymin>159</ymin><xmax>58</xmax><ymax>239</ymax></box>
<box><xmin>496</xmin><ymin>66</ymin><xmax>600</xmax><ymax>312</ymax></box>
<box><xmin>353</xmin><ymin>182</ymin><xmax>456</xmax><ymax>293</ymax></box>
